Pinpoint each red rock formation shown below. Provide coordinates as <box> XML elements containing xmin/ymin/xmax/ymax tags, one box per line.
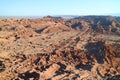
<box><xmin>0</xmin><ymin>16</ymin><xmax>120</xmax><ymax>80</ymax></box>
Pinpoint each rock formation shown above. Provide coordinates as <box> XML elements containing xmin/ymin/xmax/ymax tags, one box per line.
<box><xmin>0</xmin><ymin>16</ymin><xmax>120</xmax><ymax>80</ymax></box>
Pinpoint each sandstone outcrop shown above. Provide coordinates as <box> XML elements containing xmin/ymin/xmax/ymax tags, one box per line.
<box><xmin>0</xmin><ymin>16</ymin><xmax>120</xmax><ymax>80</ymax></box>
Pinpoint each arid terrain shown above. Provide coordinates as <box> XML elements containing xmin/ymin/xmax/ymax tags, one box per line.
<box><xmin>0</xmin><ymin>16</ymin><xmax>120</xmax><ymax>80</ymax></box>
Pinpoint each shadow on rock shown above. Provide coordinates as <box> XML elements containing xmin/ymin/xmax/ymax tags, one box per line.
<box><xmin>0</xmin><ymin>60</ymin><xmax>5</xmax><ymax>72</ymax></box>
<box><xmin>75</xmin><ymin>62</ymin><xmax>92</xmax><ymax>71</ymax></box>
<box><xmin>18</xmin><ymin>71</ymin><xmax>40</xmax><ymax>80</ymax></box>
<box><xmin>85</xmin><ymin>41</ymin><xmax>105</xmax><ymax>64</ymax></box>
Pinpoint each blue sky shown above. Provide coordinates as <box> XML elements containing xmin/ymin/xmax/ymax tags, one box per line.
<box><xmin>0</xmin><ymin>0</ymin><xmax>120</xmax><ymax>16</ymax></box>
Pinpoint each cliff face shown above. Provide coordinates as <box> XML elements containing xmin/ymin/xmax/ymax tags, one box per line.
<box><xmin>0</xmin><ymin>16</ymin><xmax>120</xmax><ymax>80</ymax></box>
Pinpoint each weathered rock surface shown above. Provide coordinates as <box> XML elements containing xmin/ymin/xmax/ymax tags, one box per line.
<box><xmin>0</xmin><ymin>16</ymin><xmax>120</xmax><ymax>80</ymax></box>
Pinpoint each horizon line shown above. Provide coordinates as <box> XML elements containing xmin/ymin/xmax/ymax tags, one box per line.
<box><xmin>0</xmin><ymin>14</ymin><xmax>120</xmax><ymax>19</ymax></box>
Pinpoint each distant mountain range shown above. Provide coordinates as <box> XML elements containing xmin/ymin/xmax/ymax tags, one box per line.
<box><xmin>1</xmin><ymin>15</ymin><xmax>119</xmax><ymax>35</ymax></box>
<box><xmin>111</xmin><ymin>13</ymin><xmax>120</xmax><ymax>16</ymax></box>
<box><xmin>0</xmin><ymin>13</ymin><xmax>120</xmax><ymax>19</ymax></box>
<box><xmin>56</xmin><ymin>13</ymin><xmax>120</xmax><ymax>18</ymax></box>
